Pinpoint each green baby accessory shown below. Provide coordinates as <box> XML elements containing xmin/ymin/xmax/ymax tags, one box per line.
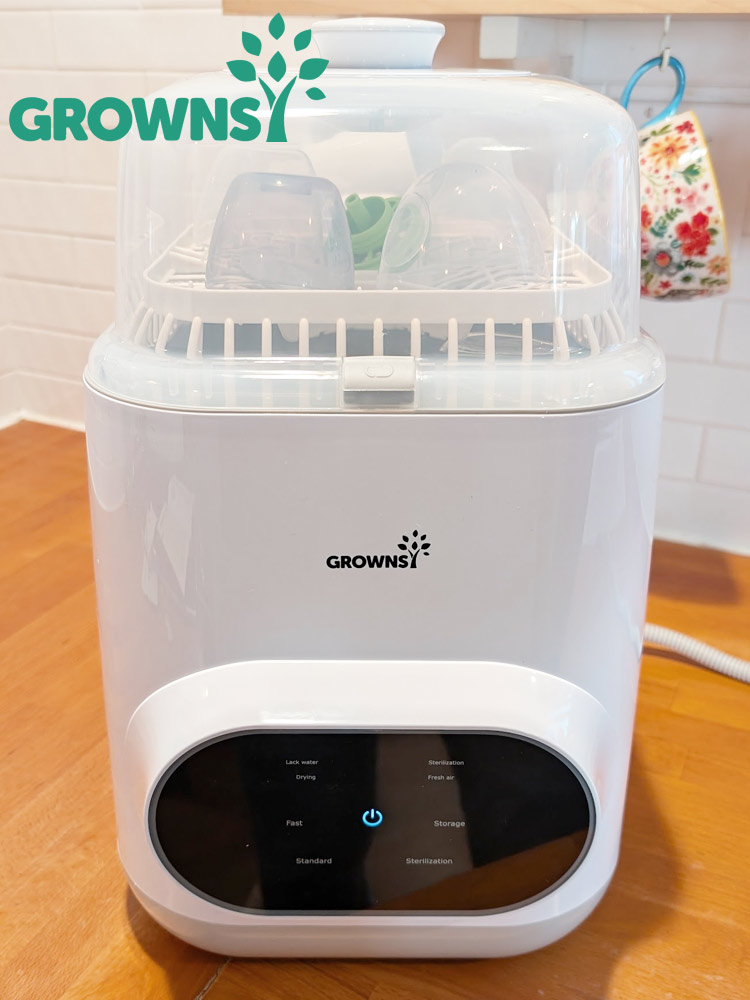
<box><xmin>345</xmin><ymin>193</ymin><xmax>400</xmax><ymax>271</ymax></box>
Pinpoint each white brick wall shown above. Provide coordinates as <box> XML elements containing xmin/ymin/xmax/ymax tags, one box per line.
<box><xmin>0</xmin><ymin>0</ymin><xmax>290</xmax><ymax>429</ymax></box>
<box><xmin>1</xmin><ymin>7</ymin><xmax>749</xmax><ymax>551</ymax></box>
<box><xmin>569</xmin><ymin>17</ymin><xmax>750</xmax><ymax>554</ymax></box>
<box><xmin>478</xmin><ymin>16</ymin><xmax>750</xmax><ymax>552</ymax></box>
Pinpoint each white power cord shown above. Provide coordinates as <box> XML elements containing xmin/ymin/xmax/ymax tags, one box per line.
<box><xmin>644</xmin><ymin>623</ymin><xmax>750</xmax><ymax>684</ymax></box>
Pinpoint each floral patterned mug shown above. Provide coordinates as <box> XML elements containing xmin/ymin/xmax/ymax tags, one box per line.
<box><xmin>639</xmin><ymin>110</ymin><xmax>730</xmax><ymax>298</ymax></box>
<box><xmin>621</xmin><ymin>57</ymin><xmax>730</xmax><ymax>299</ymax></box>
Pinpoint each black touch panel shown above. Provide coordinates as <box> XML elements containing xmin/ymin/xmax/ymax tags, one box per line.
<box><xmin>150</xmin><ymin>731</ymin><xmax>594</xmax><ymax>914</ymax></box>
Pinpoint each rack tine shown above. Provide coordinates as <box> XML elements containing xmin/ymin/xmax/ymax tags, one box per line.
<box><xmin>373</xmin><ymin>318</ymin><xmax>384</xmax><ymax>356</ymax></box>
<box><xmin>225</xmin><ymin>320</ymin><xmax>237</xmax><ymax>406</ymax></box>
<box><xmin>134</xmin><ymin>307</ymin><xmax>154</xmax><ymax>346</ymax></box>
<box><xmin>336</xmin><ymin>317</ymin><xmax>346</xmax><ymax>358</ymax></box>
<box><xmin>410</xmin><ymin>318</ymin><xmax>421</xmax><ymax>358</ymax></box>
<box><xmin>609</xmin><ymin>306</ymin><xmax>627</xmax><ymax>343</ymax></box>
<box><xmin>484</xmin><ymin>318</ymin><xmax>495</xmax><ymax>364</ymax></box>
<box><xmin>130</xmin><ymin>301</ymin><xmax>147</xmax><ymax>341</ymax></box>
<box><xmin>602</xmin><ymin>310</ymin><xmax>617</xmax><ymax>347</ymax></box>
<box><xmin>261</xmin><ymin>318</ymin><xmax>272</xmax><ymax>357</ymax></box>
<box><xmin>447</xmin><ymin>318</ymin><xmax>458</xmax><ymax>362</ymax></box>
<box><xmin>298</xmin><ymin>317</ymin><xmax>310</xmax><ymax>358</ymax></box>
<box><xmin>186</xmin><ymin>316</ymin><xmax>203</xmax><ymax>358</ymax></box>
<box><xmin>521</xmin><ymin>317</ymin><xmax>533</xmax><ymax>364</ymax></box>
<box><xmin>224</xmin><ymin>318</ymin><xmax>235</xmax><ymax>358</ymax></box>
<box><xmin>553</xmin><ymin>316</ymin><xmax>570</xmax><ymax>361</ymax></box>
<box><xmin>583</xmin><ymin>314</ymin><xmax>600</xmax><ymax>356</ymax></box>
<box><xmin>155</xmin><ymin>313</ymin><xmax>174</xmax><ymax>354</ymax></box>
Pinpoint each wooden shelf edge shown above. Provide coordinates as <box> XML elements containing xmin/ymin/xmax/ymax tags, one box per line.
<box><xmin>223</xmin><ymin>2</ymin><xmax>750</xmax><ymax>16</ymax></box>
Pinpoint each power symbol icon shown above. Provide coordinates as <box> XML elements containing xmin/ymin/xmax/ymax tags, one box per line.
<box><xmin>362</xmin><ymin>808</ymin><xmax>383</xmax><ymax>828</ymax></box>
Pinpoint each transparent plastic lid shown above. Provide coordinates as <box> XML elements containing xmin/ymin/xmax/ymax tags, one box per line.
<box><xmin>86</xmin><ymin>17</ymin><xmax>664</xmax><ymax>413</ymax></box>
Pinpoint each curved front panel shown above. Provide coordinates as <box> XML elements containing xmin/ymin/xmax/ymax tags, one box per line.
<box><xmin>150</xmin><ymin>730</ymin><xmax>594</xmax><ymax>914</ymax></box>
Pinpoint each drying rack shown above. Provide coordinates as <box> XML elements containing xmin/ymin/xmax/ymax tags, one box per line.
<box><xmin>127</xmin><ymin>227</ymin><xmax>627</xmax><ymax>365</ymax></box>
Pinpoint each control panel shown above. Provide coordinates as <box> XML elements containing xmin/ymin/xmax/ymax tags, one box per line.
<box><xmin>149</xmin><ymin>731</ymin><xmax>594</xmax><ymax>914</ymax></box>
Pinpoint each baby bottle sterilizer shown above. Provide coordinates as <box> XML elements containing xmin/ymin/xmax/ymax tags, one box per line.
<box><xmin>85</xmin><ymin>17</ymin><xmax>664</xmax><ymax>958</ymax></box>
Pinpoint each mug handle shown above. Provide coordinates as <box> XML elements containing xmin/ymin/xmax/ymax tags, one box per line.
<box><xmin>620</xmin><ymin>56</ymin><xmax>686</xmax><ymax>128</ymax></box>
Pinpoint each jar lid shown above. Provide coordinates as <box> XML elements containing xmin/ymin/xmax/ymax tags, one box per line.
<box><xmin>312</xmin><ymin>17</ymin><xmax>445</xmax><ymax>70</ymax></box>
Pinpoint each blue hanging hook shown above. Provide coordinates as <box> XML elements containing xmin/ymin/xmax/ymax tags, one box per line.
<box><xmin>620</xmin><ymin>55</ymin><xmax>686</xmax><ymax>129</ymax></box>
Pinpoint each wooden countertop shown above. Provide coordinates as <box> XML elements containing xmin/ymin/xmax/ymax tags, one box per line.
<box><xmin>1</xmin><ymin>420</ymin><xmax>749</xmax><ymax>1000</ymax></box>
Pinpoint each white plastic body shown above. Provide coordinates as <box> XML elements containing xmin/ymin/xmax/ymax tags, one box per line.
<box><xmin>86</xmin><ymin>385</ymin><xmax>662</xmax><ymax>958</ymax></box>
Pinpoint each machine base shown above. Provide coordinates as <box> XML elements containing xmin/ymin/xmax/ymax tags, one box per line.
<box><xmin>129</xmin><ymin>874</ymin><xmax>612</xmax><ymax>958</ymax></box>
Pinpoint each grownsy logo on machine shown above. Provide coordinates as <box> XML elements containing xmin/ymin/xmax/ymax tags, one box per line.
<box><xmin>8</xmin><ymin>14</ymin><xmax>327</xmax><ymax>144</ymax></box>
<box><xmin>326</xmin><ymin>531</ymin><xmax>432</xmax><ymax>570</ymax></box>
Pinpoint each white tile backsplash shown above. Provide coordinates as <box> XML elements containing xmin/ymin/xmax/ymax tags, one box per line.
<box><xmin>577</xmin><ymin>18</ymin><xmax>750</xmax><ymax>91</ymax></box>
<box><xmin>664</xmin><ymin>358</ymin><xmax>750</xmax><ymax>432</ymax></box>
<box><xmin>3</xmin><ymin>277</ymin><xmax>114</xmax><ymax>335</ymax></box>
<box><xmin>0</xmin><ymin>370</ymin><xmax>22</xmax><ymax>426</ymax></box>
<box><xmin>0</xmin><ymin>346</ymin><xmax>85</xmax><ymax>430</ymax></box>
<box><xmin>655</xmin><ymin>478</ymin><xmax>750</xmax><ymax>555</ymax></box>
<box><xmin>701</xmin><ymin>426</ymin><xmax>750</xmax><ymax>492</ymax></box>
<box><xmin>62</xmin><ymin>135</ymin><xmax>121</xmax><ymax>185</ymax></box>
<box><xmin>0</xmin><ymin>231</ymin><xmax>76</xmax><ymax>283</ymax></box>
<box><xmin>1</xmin><ymin>7</ymin><xmax>749</xmax><ymax>553</ymax></box>
<box><xmin>0</xmin><ymin>124</ymin><xmax>67</xmax><ymax>181</ymax></box>
<box><xmin>717</xmin><ymin>300</ymin><xmax>750</xmax><ymax>368</ymax></box>
<box><xmin>143</xmin><ymin>71</ymin><xmax>195</xmax><ymax>92</ymax></box>
<box><xmin>14</xmin><ymin>371</ymin><xmax>85</xmax><ymax>428</ymax></box>
<box><xmin>1</xmin><ymin>325</ymin><xmax>91</xmax><ymax>378</ymax></box>
<box><xmin>0</xmin><ymin>2</ymin><xmax>142</xmax><ymax>9</ymax></box>
<box><xmin>658</xmin><ymin>420</ymin><xmax>704</xmax><ymax>482</ymax></box>
<box><xmin>141</xmin><ymin>1</ymin><xmax>220</xmax><ymax>8</ymax></box>
<box><xmin>641</xmin><ymin>296</ymin><xmax>722</xmax><ymax>362</ymax></box>
<box><xmin>0</xmin><ymin>323</ymin><xmax>14</xmax><ymax>374</ymax></box>
<box><xmin>0</xmin><ymin>179</ymin><xmax>116</xmax><ymax>239</ymax></box>
<box><xmin>0</xmin><ymin>0</ymin><xmax>219</xmax><ymax>7</ymax></box>
<box><xmin>51</xmin><ymin>10</ymin><xmax>168</xmax><ymax>71</ymax></box>
<box><xmin>636</xmin><ymin>44</ymin><xmax>750</xmax><ymax>558</ymax></box>
<box><xmin>72</xmin><ymin>236</ymin><xmax>116</xmax><ymax>289</ymax></box>
<box><xmin>52</xmin><ymin>10</ymin><xmax>251</xmax><ymax>72</ymax></box>
<box><xmin>0</xmin><ymin>12</ymin><xmax>56</xmax><ymax>69</ymax></box>
<box><xmin>0</xmin><ymin>230</ymin><xmax>114</xmax><ymax>289</ymax></box>
<box><xmin>729</xmin><ymin>235</ymin><xmax>750</xmax><ymax>286</ymax></box>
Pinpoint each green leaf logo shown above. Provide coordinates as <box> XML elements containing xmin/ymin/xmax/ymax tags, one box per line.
<box><xmin>294</xmin><ymin>29</ymin><xmax>312</xmax><ymax>52</ymax></box>
<box><xmin>268</xmin><ymin>51</ymin><xmax>286</xmax><ymax>83</ymax></box>
<box><xmin>268</xmin><ymin>12</ymin><xmax>285</xmax><ymax>39</ymax></box>
<box><xmin>242</xmin><ymin>31</ymin><xmax>262</xmax><ymax>56</ymax></box>
<box><xmin>227</xmin><ymin>59</ymin><xmax>256</xmax><ymax>82</ymax></box>
<box><xmin>299</xmin><ymin>57</ymin><xmax>328</xmax><ymax>81</ymax></box>
<box><xmin>226</xmin><ymin>15</ymin><xmax>328</xmax><ymax>143</ymax></box>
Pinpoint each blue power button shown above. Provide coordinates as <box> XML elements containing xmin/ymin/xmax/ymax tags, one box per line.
<box><xmin>362</xmin><ymin>808</ymin><xmax>383</xmax><ymax>828</ymax></box>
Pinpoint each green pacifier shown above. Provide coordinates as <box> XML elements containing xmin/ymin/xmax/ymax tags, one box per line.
<box><xmin>345</xmin><ymin>193</ymin><xmax>400</xmax><ymax>271</ymax></box>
